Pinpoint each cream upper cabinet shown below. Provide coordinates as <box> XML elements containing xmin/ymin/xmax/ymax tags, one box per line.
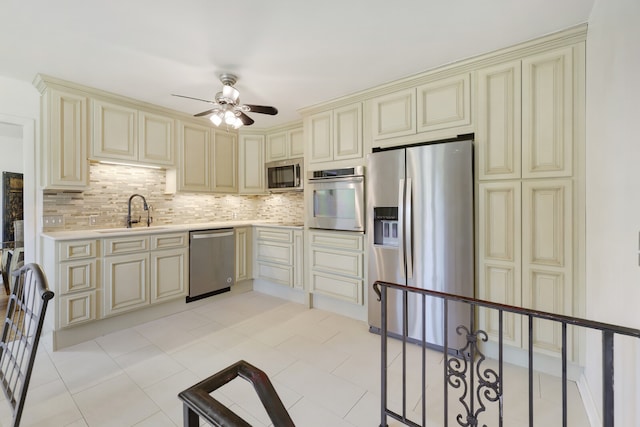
<box><xmin>212</xmin><ymin>130</ymin><xmax>238</xmax><ymax>193</ymax></box>
<box><xmin>266</xmin><ymin>125</ymin><xmax>304</xmax><ymax>162</ymax></box>
<box><xmin>139</xmin><ymin>111</ymin><xmax>174</xmax><ymax>166</ymax></box>
<box><xmin>369</xmin><ymin>73</ymin><xmax>471</xmax><ymax>145</ymax></box>
<box><xmin>40</xmin><ymin>87</ymin><xmax>89</xmax><ymax>191</ymax></box>
<box><xmin>238</xmin><ymin>134</ymin><xmax>265</xmax><ymax>194</ymax></box>
<box><xmin>92</xmin><ymin>98</ymin><xmax>138</xmax><ymax>161</ymax></box>
<box><xmin>307</xmin><ymin>102</ymin><xmax>362</xmax><ymax>164</ymax></box>
<box><xmin>370</xmin><ymin>88</ymin><xmax>416</xmax><ymax>141</ymax></box>
<box><xmin>92</xmin><ymin>99</ymin><xmax>175</xmax><ymax>167</ymax></box>
<box><xmin>416</xmin><ymin>73</ymin><xmax>471</xmax><ymax>133</ymax></box>
<box><xmin>522</xmin><ymin>47</ymin><xmax>575</xmax><ymax>178</ymax></box>
<box><xmin>476</xmin><ymin>61</ymin><xmax>522</xmax><ymax>180</ymax></box>
<box><xmin>178</xmin><ymin>121</ymin><xmax>211</xmax><ymax>192</ymax></box>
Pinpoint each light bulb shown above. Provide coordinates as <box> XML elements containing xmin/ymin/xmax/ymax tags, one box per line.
<box><xmin>232</xmin><ymin>117</ymin><xmax>243</xmax><ymax>129</ymax></box>
<box><xmin>224</xmin><ymin>110</ymin><xmax>236</xmax><ymax>125</ymax></box>
<box><xmin>210</xmin><ymin>113</ymin><xmax>222</xmax><ymax>126</ymax></box>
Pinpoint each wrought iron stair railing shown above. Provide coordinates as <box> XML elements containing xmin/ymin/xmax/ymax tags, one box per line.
<box><xmin>372</xmin><ymin>280</ymin><xmax>640</xmax><ymax>427</ymax></box>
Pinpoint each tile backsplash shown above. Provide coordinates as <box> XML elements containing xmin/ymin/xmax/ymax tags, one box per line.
<box><xmin>43</xmin><ymin>163</ymin><xmax>304</xmax><ymax>231</ymax></box>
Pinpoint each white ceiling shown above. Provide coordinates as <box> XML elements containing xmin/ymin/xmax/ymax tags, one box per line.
<box><xmin>0</xmin><ymin>0</ymin><xmax>594</xmax><ymax>128</ymax></box>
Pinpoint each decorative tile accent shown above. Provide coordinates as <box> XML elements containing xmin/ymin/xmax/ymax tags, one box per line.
<box><xmin>43</xmin><ymin>163</ymin><xmax>304</xmax><ymax>231</ymax></box>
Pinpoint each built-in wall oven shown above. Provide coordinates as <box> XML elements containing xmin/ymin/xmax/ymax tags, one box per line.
<box><xmin>306</xmin><ymin>166</ymin><xmax>365</xmax><ymax>232</ymax></box>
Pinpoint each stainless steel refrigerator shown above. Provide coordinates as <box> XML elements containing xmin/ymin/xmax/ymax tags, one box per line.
<box><xmin>367</xmin><ymin>138</ymin><xmax>474</xmax><ymax>354</ymax></box>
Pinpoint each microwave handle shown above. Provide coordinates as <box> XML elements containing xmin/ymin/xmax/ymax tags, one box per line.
<box><xmin>296</xmin><ymin>164</ymin><xmax>301</xmax><ymax>187</ymax></box>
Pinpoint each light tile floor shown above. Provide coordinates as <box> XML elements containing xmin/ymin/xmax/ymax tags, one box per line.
<box><xmin>0</xmin><ymin>291</ymin><xmax>590</xmax><ymax>426</ymax></box>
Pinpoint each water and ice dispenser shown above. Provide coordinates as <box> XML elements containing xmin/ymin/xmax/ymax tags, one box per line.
<box><xmin>373</xmin><ymin>207</ymin><xmax>399</xmax><ymax>247</ymax></box>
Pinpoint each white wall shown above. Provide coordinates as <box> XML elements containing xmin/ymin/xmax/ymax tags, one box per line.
<box><xmin>585</xmin><ymin>0</ymin><xmax>640</xmax><ymax>424</ymax></box>
<box><xmin>0</xmin><ymin>75</ymin><xmax>40</xmax><ymax>263</ymax></box>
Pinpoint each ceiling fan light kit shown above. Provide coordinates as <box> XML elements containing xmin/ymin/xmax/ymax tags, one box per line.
<box><xmin>172</xmin><ymin>73</ymin><xmax>278</xmax><ymax>129</ymax></box>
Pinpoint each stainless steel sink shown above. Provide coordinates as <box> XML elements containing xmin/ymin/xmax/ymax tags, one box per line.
<box><xmin>95</xmin><ymin>227</ymin><xmax>167</xmax><ymax>234</ymax></box>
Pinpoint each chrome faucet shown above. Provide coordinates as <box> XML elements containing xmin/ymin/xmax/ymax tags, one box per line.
<box><xmin>126</xmin><ymin>194</ymin><xmax>150</xmax><ymax>228</ymax></box>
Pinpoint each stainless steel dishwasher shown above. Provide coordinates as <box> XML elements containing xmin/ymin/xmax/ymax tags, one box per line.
<box><xmin>187</xmin><ymin>228</ymin><xmax>235</xmax><ymax>302</ymax></box>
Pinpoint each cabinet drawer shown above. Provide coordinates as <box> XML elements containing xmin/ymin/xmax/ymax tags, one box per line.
<box><xmin>309</xmin><ymin>231</ymin><xmax>363</xmax><ymax>251</ymax></box>
<box><xmin>256</xmin><ymin>241</ymin><xmax>293</xmax><ymax>265</ymax></box>
<box><xmin>255</xmin><ymin>227</ymin><xmax>293</xmax><ymax>243</ymax></box>
<box><xmin>151</xmin><ymin>233</ymin><xmax>187</xmax><ymax>250</ymax></box>
<box><xmin>311</xmin><ymin>272</ymin><xmax>363</xmax><ymax>305</ymax></box>
<box><xmin>59</xmin><ymin>240</ymin><xmax>97</xmax><ymax>260</ymax></box>
<box><xmin>59</xmin><ymin>291</ymin><xmax>97</xmax><ymax>328</ymax></box>
<box><xmin>310</xmin><ymin>247</ymin><xmax>363</xmax><ymax>277</ymax></box>
<box><xmin>60</xmin><ymin>259</ymin><xmax>97</xmax><ymax>294</ymax></box>
<box><xmin>103</xmin><ymin>236</ymin><xmax>149</xmax><ymax>255</ymax></box>
<box><xmin>256</xmin><ymin>262</ymin><xmax>293</xmax><ymax>287</ymax></box>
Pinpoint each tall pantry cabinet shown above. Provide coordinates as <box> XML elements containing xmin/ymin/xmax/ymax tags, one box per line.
<box><xmin>476</xmin><ymin>43</ymin><xmax>585</xmax><ymax>358</ymax></box>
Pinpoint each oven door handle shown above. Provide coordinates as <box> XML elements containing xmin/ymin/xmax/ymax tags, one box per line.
<box><xmin>308</xmin><ymin>176</ymin><xmax>364</xmax><ymax>184</ymax></box>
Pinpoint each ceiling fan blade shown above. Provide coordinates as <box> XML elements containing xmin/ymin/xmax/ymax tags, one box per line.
<box><xmin>194</xmin><ymin>108</ymin><xmax>218</xmax><ymax>117</ymax></box>
<box><xmin>244</xmin><ymin>104</ymin><xmax>278</xmax><ymax>115</ymax></box>
<box><xmin>238</xmin><ymin>112</ymin><xmax>255</xmax><ymax>126</ymax></box>
<box><xmin>171</xmin><ymin>94</ymin><xmax>216</xmax><ymax>104</ymax></box>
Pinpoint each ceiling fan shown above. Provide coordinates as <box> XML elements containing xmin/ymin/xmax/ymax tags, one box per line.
<box><xmin>172</xmin><ymin>73</ymin><xmax>278</xmax><ymax>129</ymax></box>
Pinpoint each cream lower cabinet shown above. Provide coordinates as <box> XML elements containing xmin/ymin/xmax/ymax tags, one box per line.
<box><xmin>478</xmin><ymin>179</ymin><xmax>573</xmax><ymax>356</ymax></box>
<box><xmin>102</xmin><ymin>233</ymin><xmax>188</xmax><ymax>317</ymax></box>
<box><xmin>54</xmin><ymin>239</ymin><xmax>99</xmax><ymax>328</ymax></box>
<box><xmin>255</xmin><ymin>227</ymin><xmax>303</xmax><ymax>289</ymax></box>
<box><xmin>150</xmin><ymin>233</ymin><xmax>188</xmax><ymax>303</ymax></box>
<box><xmin>235</xmin><ymin>227</ymin><xmax>253</xmax><ymax>282</ymax></box>
<box><xmin>308</xmin><ymin>230</ymin><xmax>364</xmax><ymax>305</ymax></box>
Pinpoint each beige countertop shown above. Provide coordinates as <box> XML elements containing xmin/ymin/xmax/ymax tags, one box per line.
<box><xmin>41</xmin><ymin>220</ymin><xmax>304</xmax><ymax>241</ymax></box>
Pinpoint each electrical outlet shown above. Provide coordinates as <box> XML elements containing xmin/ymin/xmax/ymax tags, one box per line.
<box><xmin>43</xmin><ymin>215</ymin><xmax>64</xmax><ymax>227</ymax></box>
<box><xmin>89</xmin><ymin>215</ymin><xmax>98</xmax><ymax>226</ymax></box>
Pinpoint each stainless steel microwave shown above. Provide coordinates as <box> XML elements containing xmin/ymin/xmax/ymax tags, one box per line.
<box><xmin>306</xmin><ymin>166</ymin><xmax>365</xmax><ymax>232</ymax></box>
<box><xmin>265</xmin><ymin>158</ymin><xmax>304</xmax><ymax>192</ymax></box>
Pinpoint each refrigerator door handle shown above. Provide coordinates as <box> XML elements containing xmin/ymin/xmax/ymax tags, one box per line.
<box><xmin>398</xmin><ymin>178</ymin><xmax>406</xmax><ymax>279</ymax></box>
<box><xmin>405</xmin><ymin>178</ymin><xmax>413</xmax><ymax>279</ymax></box>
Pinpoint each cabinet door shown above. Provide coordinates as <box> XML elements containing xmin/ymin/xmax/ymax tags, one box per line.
<box><xmin>212</xmin><ymin>131</ymin><xmax>238</xmax><ymax>193</ymax></box>
<box><xmin>103</xmin><ymin>253</ymin><xmax>149</xmax><ymax>316</ymax></box>
<box><xmin>522</xmin><ymin>47</ymin><xmax>574</xmax><ymax>178</ymax></box>
<box><xmin>334</xmin><ymin>103</ymin><xmax>362</xmax><ymax>161</ymax></box>
<box><xmin>179</xmin><ymin>121</ymin><xmax>211</xmax><ymax>192</ymax></box>
<box><xmin>266</xmin><ymin>131</ymin><xmax>288</xmax><ymax>162</ymax></box>
<box><xmin>59</xmin><ymin>291</ymin><xmax>96</xmax><ymax>328</ymax></box>
<box><xmin>293</xmin><ymin>230</ymin><xmax>304</xmax><ymax>290</ymax></box>
<box><xmin>59</xmin><ymin>259</ymin><xmax>97</xmax><ymax>294</ymax></box>
<box><xmin>416</xmin><ymin>73</ymin><xmax>471</xmax><ymax>133</ymax></box>
<box><xmin>370</xmin><ymin>88</ymin><xmax>416</xmax><ymax>140</ymax></box>
<box><xmin>92</xmin><ymin>99</ymin><xmax>138</xmax><ymax>161</ymax></box>
<box><xmin>139</xmin><ymin>111</ymin><xmax>174</xmax><ymax>166</ymax></box>
<box><xmin>239</xmin><ymin>134</ymin><xmax>265</xmax><ymax>194</ymax></box>
<box><xmin>45</xmin><ymin>89</ymin><xmax>88</xmax><ymax>190</ymax></box>
<box><xmin>522</xmin><ymin>179</ymin><xmax>573</xmax><ymax>356</ymax></box>
<box><xmin>289</xmin><ymin>127</ymin><xmax>304</xmax><ymax>158</ymax></box>
<box><xmin>477</xmin><ymin>181</ymin><xmax>522</xmax><ymax>348</ymax></box>
<box><xmin>477</xmin><ymin>61</ymin><xmax>522</xmax><ymax>180</ymax></box>
<box><xmin>235</xmin><ymin>227</ymin><xmax>253</xmax><ymax>281</ymax></box>
<box><xmin>150</xmin><ymin>248</ymin><xmax>187</xmax><ymax>303</ymax></box>
<box><xmin>308</xmin><ymin>111</ymin><xmax>333</xmax><ymax>163</ymax></box>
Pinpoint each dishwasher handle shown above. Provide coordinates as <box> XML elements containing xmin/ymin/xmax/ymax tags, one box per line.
<box><xmin>191</xmin><ymin>230</ymin><xmax>234</xmax><ymax>239</ymax></box>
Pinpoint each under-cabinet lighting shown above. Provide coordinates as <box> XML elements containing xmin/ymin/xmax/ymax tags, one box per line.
<box><xmin>97</xmin><ymin>160</ymin><xmax>162</xmax><ymax>170</ymax></box>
